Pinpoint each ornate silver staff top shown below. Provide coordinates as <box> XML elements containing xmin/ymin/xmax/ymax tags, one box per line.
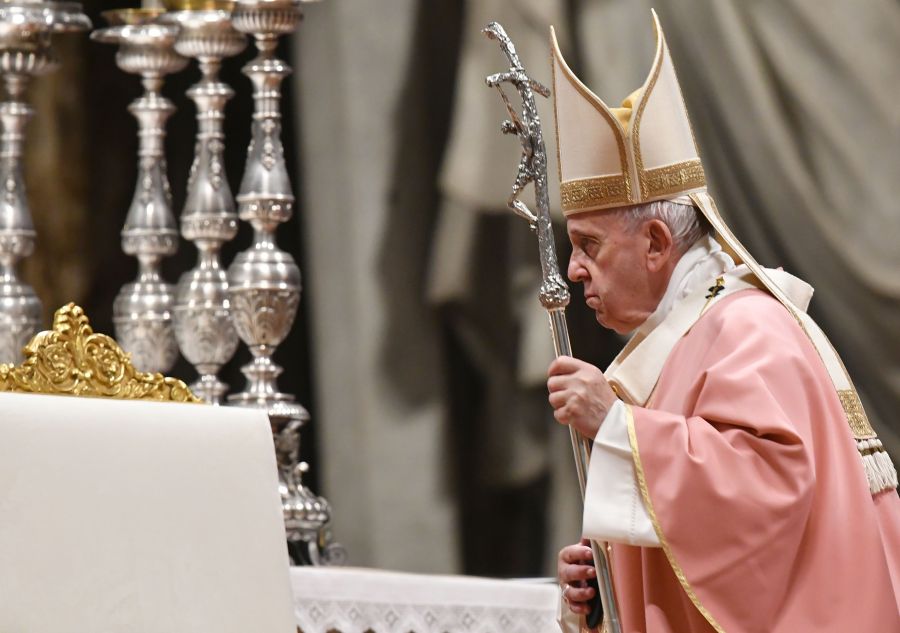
<box><xmin>483</xmin><ymin>22</ymin><xmax>620</xmax><ymax>633</ymax></box>
<box><xmin>482</xmin><ymin>22</ymin><xmax>568</xmax><ymax>313</ymax></box>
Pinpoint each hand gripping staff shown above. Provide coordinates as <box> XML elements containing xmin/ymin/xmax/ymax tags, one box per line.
<box><xmin>482</xmin><ymin>22</ymin><xmax>620</xmax><ymax>633</ymax></box>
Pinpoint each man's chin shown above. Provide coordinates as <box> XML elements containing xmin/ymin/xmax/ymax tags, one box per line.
<box><xmin>595</xmin><ymin>312</ymin><xmax>636</xmax><ymax>336</ymax></box>
<box><xmin>594</xmin><ymin>311</ymin><xmax>614</xmax><ymax>331</ymax></box>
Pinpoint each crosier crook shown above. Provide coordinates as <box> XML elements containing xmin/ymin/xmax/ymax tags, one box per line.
<box><xmin>483</xmin><ymin>21</ymin><xmax>621</xmax><ymax>633</ymax></box>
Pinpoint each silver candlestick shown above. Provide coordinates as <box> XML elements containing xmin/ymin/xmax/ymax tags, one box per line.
<box><xmin>0</xmin><ymin>1</ymin><xmax>90</xmax><ymax>363</ymax></box>
<box><xmin>226</xmin><ymin>0</ymin><xmax>307</xmax><ymax>421</ymax></box>
<box><xmin>163</xmin><ymin>2</ymin><xmax>246</xmax><ymax>404</ymax></box>
<box><xmin>92</xmin><ymin>9</ymin><xmax>188</xmax><ymax>374</ymax></box>
<box><xmin>228</xmin><ymin>0</ymin><xmax>344</xmax><ymax>565</ymax></box>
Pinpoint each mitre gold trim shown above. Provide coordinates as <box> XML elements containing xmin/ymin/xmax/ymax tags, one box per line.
<box><xmin>643</xmin><ymin>159</ymin><xmax>706</xmax><ymax>201</ymax></box>
<box><xmin>0</xmin><ymin>303</ymin><xmax>201</xmax><ymax>403</ymax></box>
<box><xmin>559</xmin><ymin>161</ymin><xmax>705</xmax><ymax>213</ymax></box>
<box><xmin>560</xmin><ymin>174</ymin><xmax>631</xmax><ymax>212</ymax></box>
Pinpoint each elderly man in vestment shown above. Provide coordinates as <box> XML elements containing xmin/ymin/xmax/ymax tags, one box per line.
<box><xmin>547</xmin><ymin>12</ymin><xmax>900</xmax><ymax>633</ymax></box>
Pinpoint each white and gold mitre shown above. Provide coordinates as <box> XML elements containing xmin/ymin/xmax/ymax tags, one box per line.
<box><xmin>550</xmin><ymin>10</ymin><xmax>706</xmax><ymax>215</ymax></box>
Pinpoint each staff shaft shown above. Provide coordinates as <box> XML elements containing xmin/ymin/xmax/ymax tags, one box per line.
<box><xmin>549</xmin><ymin>308</ymin><xmax>620</xmax><ymax>632</ymax></box>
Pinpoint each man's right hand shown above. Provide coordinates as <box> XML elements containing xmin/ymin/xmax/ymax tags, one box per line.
<box><xmin>558</xmin><ymin>540</ymin><xmax>597</xmax><ymax>615</ymax></box>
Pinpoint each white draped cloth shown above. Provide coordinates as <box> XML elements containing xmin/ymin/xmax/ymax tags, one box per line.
<box><xmin>0</xmin><ymin>392</ymin><xmax>296</xmax><ymax>633</ymax></box>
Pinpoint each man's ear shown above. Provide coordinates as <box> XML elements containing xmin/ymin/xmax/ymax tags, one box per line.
<box><xmin>645</xmin><ymin>219</ymin><xmax>674</xmax><ymax>272</ymax></box>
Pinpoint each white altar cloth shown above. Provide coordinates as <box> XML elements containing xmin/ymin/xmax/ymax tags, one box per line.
<box><xmin>0</xmin><ymin>391</ymin><xmax>296</xmax><ymax>633</ymax></box>
<box><xmin>291</xmin><ymin>566</ymin><xmax>560</xmax><ymax>633</ymax></box>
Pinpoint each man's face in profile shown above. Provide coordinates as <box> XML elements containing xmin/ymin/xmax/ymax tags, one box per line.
<box><xmin>566</xmin><ymin>210</ymin><xmax>668</xmax><ymax>335</ymax></box>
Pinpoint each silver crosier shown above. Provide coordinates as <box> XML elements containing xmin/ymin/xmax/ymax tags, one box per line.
<box><xmin>483</xmin><ymin>21</ymin><xmax>621</xmax><ymax>633</ymax></box>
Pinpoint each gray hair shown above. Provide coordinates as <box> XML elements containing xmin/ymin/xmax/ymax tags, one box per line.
<box><xmin>616</xmin><ymin>199</ymin><xmax>711</xmax><ymax>254</ymax></box>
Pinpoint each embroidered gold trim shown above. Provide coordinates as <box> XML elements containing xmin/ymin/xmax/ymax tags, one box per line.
<box><xmin>0</xmin><ymin>303</ymin><xmax>201</xmax><ymax>403</ymax></box>
<box><xmin>625</xmin><ymin>404</ymin><xmax>726</xmax><ymax>633</ymax></box>
<box><xmin>560</xmin><ymin>174</ymin><xmax>631</xmax><ymax>213</ymax></box>
<box><xmin>821</xmin><ymin>331</ymin><xmax>880</xmax><ymax>441</ymax></box>
<box><xmin>643</xmin><ymin>159</ymin><xmax>706</xmax><ymax>201</ymax></box>
<box><xmin>838</xmin><ymin>389</ymin><xmax>875</xmax><ymax>438</ymax></box>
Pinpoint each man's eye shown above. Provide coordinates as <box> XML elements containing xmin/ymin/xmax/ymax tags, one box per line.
<box><xmin>582</xmin><ymin>240</ymin><xmax>599</xmax><ymax>258</ymax></box>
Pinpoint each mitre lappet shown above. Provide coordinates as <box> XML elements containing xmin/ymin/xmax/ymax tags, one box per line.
<box><xmin>549</xmin><ymin>10</ymin><xmax>897</xmax><ymax>494</ymax></box>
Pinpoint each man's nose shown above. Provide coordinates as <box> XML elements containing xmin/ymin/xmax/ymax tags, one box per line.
<box><xmin>567</xmin><ymin>254</ymin><xmax>584</xmax><ymax>283</ymax></box>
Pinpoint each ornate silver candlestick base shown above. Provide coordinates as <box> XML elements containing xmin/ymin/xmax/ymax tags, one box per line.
<box><xmin>0</xmin><ymin>2</ymin><xmax>91</xmax><ymax>363</ymax></box>
<box><xmin>283</xmin><ymin>463</ymin><xmax>346</xmax><ymax>566</ymax></box>
<box><xmin>93</xmin><ymin>10</ymin><xmax>188</xmax><ymax>374</ymax></box>
<box><xmin>276</xmin><ymin>425</ymin><xmax>346</xmax><ymax>566</ymax></box>
<box><xmin>164</xmin><ymin>3</ymin><xmax>246</xmax><ymax>404</ymax></box>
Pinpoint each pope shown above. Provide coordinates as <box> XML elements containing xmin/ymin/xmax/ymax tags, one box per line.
<box><xmin>548</xmin><ymin>11</ymin><xmax>900</xmax><ymax>633</ymax></box>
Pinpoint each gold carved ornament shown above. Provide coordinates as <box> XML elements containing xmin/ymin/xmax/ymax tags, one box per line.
<box><xmin>0</xmin><ymin>303</ymin><xmax>201</xmax><ymax>403</ymax></box>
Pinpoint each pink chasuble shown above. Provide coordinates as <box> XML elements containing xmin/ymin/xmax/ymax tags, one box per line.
<box><xmin>612</xmin><ymin>289</ymin><xmax>900</xmax><ymax>633</ymax></box>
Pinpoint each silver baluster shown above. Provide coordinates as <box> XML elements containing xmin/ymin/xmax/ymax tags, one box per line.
<box><xmin>0</xmin><ymin>1</ymin><xmax>90</xmax><ymax>363</ymax></box>
<box><xmin>226</xmin><ymin>0</ymin><xmax>306</xmax><ymax>421</ymax></box>
<box><xmin>93</xmin><ymin>9</ymin><xmax>188</xmax><ymax>373</ymax></box>
<box><xmin>164</xmin><ymin>3</ymin><xmax>246</xmax><ymax>404</ymax></box>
